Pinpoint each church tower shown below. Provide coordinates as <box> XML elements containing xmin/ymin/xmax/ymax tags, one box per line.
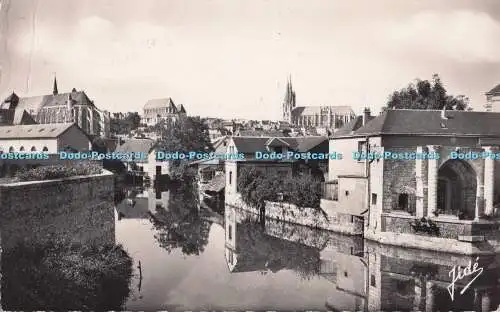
<box><xmin>282</xmin><ymin>75</ymin><xmax>296</xmax><ymax>123</ymax></box>
<box><xmin>53</xmin><ymin>75</ymin><xmax>58</xmax><ymax>95</ymax></box>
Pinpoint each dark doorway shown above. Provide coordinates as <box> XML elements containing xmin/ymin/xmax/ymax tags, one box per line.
<box><xmin>398</xmin><ymin>193</ymin><xmax>409</xmax><ymax>210</ymax></box>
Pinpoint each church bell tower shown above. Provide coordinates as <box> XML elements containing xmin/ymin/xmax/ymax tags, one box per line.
<box><xmin>282</xmin><ymin>75</ymin><xmax>296</xmax><ymax>123</ymax></box>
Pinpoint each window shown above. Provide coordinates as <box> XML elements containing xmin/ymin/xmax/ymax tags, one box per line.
<box><xmin>372</xmin><ymin>193</ymin><xmax>377</xmax><ymax>205</ymax></box>
<box><xmin>19</xmin><ymin>146</ymin><xmax>25</xmax><ymax>151</ymax></box>
<box><xmin>228</xmin><ymin>225</ymin><xmax>232</xmax><ymax>240</ymax></box>
<box><xmin>42</xmin><ymin>146</ymin><xmax>48</xmax><ymax>152</ymax></box>
<box><xmin>274</xmin><ymin>146</ymin><xmax>283</xmax><ymax>154</ymax></box>
<box><xmin>229</xmin><ymin>171</ymin><xmax>232</xmax><ymax>185</ymax></box>
<box><xmin>344</xmin><ymin>271</ymin><xmax>348</xmax><ymax>277</ymax></box>
<box><xmin>350</xmin><ymin>215</ymin><xmax>354</xmax><ymax>223</ymax></box>
<box><xmin>345</xmin><ymin>190</ymin><xmax>349</xmax><ymax>196</ymax></box>
<box><xmin>8</xmin><ymin>146</ymin><xmax>14</xmax><ymax>152</ymax></box>
<box><xmin>358</xmin><ymin>141</ymin><xmax>367</xmax><ymax>153</ymax></box>
<box><xmin>356</xmin><ymin>141</ymin><xmax>367</xmax><ymax>161</ymax></box>
<box><xmin>31</xmin><ymin>146</ymin><xmax>36</xmax><ymax>151</ymax></box>
<box><xmin>371</xmin><ymin>274</ymin><xmax>376</xmax><ymax>287</ymax></box>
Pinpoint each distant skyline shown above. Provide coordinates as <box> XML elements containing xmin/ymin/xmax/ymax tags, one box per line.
<box><xmin>0</xmin><ymin>0</ymin><xmax>500</xmax><ymax>120</ymax></box>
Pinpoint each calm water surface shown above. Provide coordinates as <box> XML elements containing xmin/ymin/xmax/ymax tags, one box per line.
<box><xmin>116</xmin><ymin>188</ymin><xmax>500</xmax><ymax>311</ymax></box>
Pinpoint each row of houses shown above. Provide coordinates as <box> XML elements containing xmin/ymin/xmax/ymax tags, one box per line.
<box><xmin>225</xmin><ymin>106</ymin><xmax>500</xmax><ymax>255</ymax></box>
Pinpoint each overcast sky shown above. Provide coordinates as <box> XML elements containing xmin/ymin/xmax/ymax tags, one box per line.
<box><xmin>0</xmin><ymin>0</ymin><xmax>499</xmax><ymax>120</ymax></box>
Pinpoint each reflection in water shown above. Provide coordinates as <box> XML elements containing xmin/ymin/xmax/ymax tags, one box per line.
<box><xmin>117</xmin><ymin>188</ymin><xmax>500</xmax><ymax>311</ymax></box>
<box><xmin>149</xmin><ymin>191</ymin><xmax>212</xmax><ymax>256</ymax></box>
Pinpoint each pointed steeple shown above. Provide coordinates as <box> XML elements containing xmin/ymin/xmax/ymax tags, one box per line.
<box><xmin>53</xmin><ymin>74</ymin><xmax>58</xmax><ymax>95</ymax></box>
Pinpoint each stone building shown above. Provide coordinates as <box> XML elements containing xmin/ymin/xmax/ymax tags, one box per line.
<box><xmin>485</xmin><ymin>83</ymin><xmax>500</xmax><ymax>112</ymax></box>
<box><xmin>0</xmin><ymin>77</ymin><xmax>111</xmax><ymax>138</ymax></box>
<box><xmin>282</xmin><ymin>76</ymin><xmax>356</xmax><ymax>130</ymax></box>
<box><xmin>141</xmin><ymin>97</ymin><xmax>186</xmax><ymax>127</ymax></box>
<box><xmin>0</xmin><ymin>123</ymin><xmax>91</xmax><ymax>154</ymax></box>
<box><xmin>224</xmin><ymin>135</ymin><xmax>329</xmax><ymax>203</ymax></box>
<box><xmin>324</xmin><ymin>108</ymin><xmax>500</xmax><ymax>254</ymax></box>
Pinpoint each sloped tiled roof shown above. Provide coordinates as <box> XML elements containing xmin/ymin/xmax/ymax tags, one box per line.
<box><xmin>486</xmin><ymin>84</ymin><xmax>500</xmax><ymax>96</ymax></box>
<box><xmin>143</xmin><ymin>98</ymin><xmax>177</xmax><ymax>111</ymax></box>
<box><xmin>16</xmin><ymin>91</ymin><xmax>94</xmax><ymax>115</ymax></box>
<box><xmin>333</xmin><ymin>115</ymin><xmax>375</xmax><ymax>136</ymax></box>
<box><xmin>333</xmin><ymin>109</ymin><xmax>500</xmax><ymax>138</ymax></box>
<box><xmin>292</xmin><ymin>105</ymin><xmax>354</xmax><ymax>116</ymax></box>
<box><xmin>114</xmin><ymin>138</ymin><xmax>156</xmax><ymax>154</ymax></box>
<box><xmin>265</xmin><ymin>137</ymin><xmax>290</xmax><ymax>147</ymax></box>
<box><xmin>202</xmin><ymin>174</ymin><xmax>225</xmax><ymax>192</ymax></box>
<box><xmin>231</xmin><ymin>136</ymin><xmax>328</xmax><ymax>154</ymax></box>
<box><xmin>237</xmin><ymin>130</ymin><xmax>285</xmax><ymax>137</ymax></box>
<box><xmin>0</xmin><ymin>123</ymin><xmax>75</xmax><ymax>139</ymax></box>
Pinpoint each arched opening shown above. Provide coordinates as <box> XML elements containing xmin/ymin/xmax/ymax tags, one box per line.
<box><xmin>42</xmin><ymin>146</ymin><xmax>48</xmax><ymax>152</ymax></box>
<box><xmin>398</xmin><ymin>193</ymin><xmax>409</xmax><ymax>210</ymax></box>
<box><xmin>19</xmin><ymin>146</ymin><xmax>25</xmax><ymax>151</ymax></box>
<box><xmin>30</xmin><ymin>146</ymin><xmax>36</xmax><ymax>151</ymax></box>
<box><xmin>8</xmin><ymin>147</ymin><xmax>14</xmax><ymax>152</ymax></box>
<box><xmin>437</xmin><ymin>159</ymin><xmax>476</xmax><ymax>219</ymax></box>
<box><xmin>392</xmin><ymin>184</ymin><xmax>416</xmax><ymax>215</ymax></box>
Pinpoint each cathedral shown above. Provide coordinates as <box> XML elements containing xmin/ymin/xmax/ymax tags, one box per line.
<box><xmin>282</xmin><ymin>77</ymin><xmax>356</xmax><ymax>130</ymax></box>
<box><xmin>0</xmin><ymin>77</ymin><xmax>110</xmax><ymax>137</ymax></box>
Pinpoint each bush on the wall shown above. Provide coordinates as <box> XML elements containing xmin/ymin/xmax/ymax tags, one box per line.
<box><xmin>238</xmin><ymin>167</ymin><xmax>322</xmax><ymax>210</ymax></box>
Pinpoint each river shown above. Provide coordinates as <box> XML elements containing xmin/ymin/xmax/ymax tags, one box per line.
<box><xmin>116</xmin><ymin>187</ymin><xmax>500</xmax><ymax>311</ymax></box>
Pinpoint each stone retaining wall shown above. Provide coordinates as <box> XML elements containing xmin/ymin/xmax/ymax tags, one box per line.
<box><xmin>0</xmin><ymin>171</ymin><xmax>115</xmax><ymax>249</ymax></box>
<box><xmin>226</xmin><ymin>193</ymin><xmax>363</xmax><ymax>235</ymax></box>
<box><xmin>381</xmin><ymin>213</ymin><xmax>500</xmax><ymax>240</ymax></box>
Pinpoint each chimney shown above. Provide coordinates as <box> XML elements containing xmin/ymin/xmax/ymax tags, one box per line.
<box><xmin>362</xmin><ymin>107</ymin><xmax>371</xmax><ymax>125</ymax></box>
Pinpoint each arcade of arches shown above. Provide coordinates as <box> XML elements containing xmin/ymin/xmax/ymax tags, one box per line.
<box><xmin>422</xmin><ymin>145</ymin><xmax>496</xmax><ymax>220</ymax></box>
<box><xmin>392</xmin><ymin>145</ymin><xmax>498</xmax><ymax>221</ymax></box>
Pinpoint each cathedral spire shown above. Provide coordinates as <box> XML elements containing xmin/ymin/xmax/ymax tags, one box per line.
<box><xmin>53</xmin><ymin>74</ymin><xmax>58</xmax><ymax>95</ymax></box>
<box><xmin>282</xmin><ymin>74</ymin><xmax>296</xmax><ymax>123</ymax></box>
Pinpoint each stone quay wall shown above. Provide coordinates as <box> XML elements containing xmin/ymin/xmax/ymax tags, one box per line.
<box><xmin>226</xmin><ymin>193</ymin><xmax>363</xmax><ymax>235</ymax></box>
<box><xmin>0</xmin><ymin>170</ymin><xmax>115</xmax><ymax>249</ymax></box>
<box><xmin>381</xmin><ymin>213</ymin><xmax>500</xmax><ymax>240</ymax></box>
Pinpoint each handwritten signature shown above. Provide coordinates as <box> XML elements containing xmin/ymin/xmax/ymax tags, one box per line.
<box><xmin>447</xmin><ymin>257</ymin><xmax>484</xmax><ymax>301</ymax></box>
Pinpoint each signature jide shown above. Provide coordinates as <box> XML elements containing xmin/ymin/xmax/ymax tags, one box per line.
<box><xmin>447</xmin><ymin>257</ymin><xmax>484</xmax><ymax>301</ymax></box>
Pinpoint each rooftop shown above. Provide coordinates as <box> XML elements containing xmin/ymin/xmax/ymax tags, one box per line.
<box><xmin>486</xmin><ymin>84</ymin><xmax>500</xmax><ymax>96</ymax></box>
<box><xmin>231</xmin><ymin>135</ymin><xmax>328</xmax><ymax>154</ymax></box>
<box><xmin>13</xmin><ymin>91</ymin><xmax>94</xmax><ymax>115</ymax></box>
<box><xmin>114</xmin><ymin>138</ymin><xmax>156</xmax><ymax>155</ymax></box>
<box><xmin>143</xmin><ymin>98</ymin><xmax>177</xmax><ymax>111</ymax></box>
<box><xmin>333</xmin><ymin>109</ymin><xmax>500</xmax><ymax>138</ymax></box>
<box><xmin>292</xmin><ymin>105</ymin><xmax>355</xmax><ymax>116</ymax></box>
<box><xmin>0</xmin><ymin>123</ymin><xmax>75</xmax><ymax>139</ymax></box>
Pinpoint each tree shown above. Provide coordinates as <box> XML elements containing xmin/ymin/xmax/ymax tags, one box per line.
<box><xmin>384</xmin><ymin>74</ymin><xmax>471</xmax><ymax>111</ymax></box>
<box><xmin>157</xmin><ymin>116</ymin><xmax>214</xmax><ymax>185</ymax></box>
<box><xmin>124</xmin><ymin>112</ymin><xmax>141</xmax><ymax>130</ymax></box>
<box><xmin>110</xmin><ymin>112</ymin><xmax>142</xmax><ymax>135</ymax></box>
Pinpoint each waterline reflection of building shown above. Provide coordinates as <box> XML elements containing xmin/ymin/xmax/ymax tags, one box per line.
<box><xmin>115</xmin><ymin>187</ymin><xmax>170</xmax><ymax>221</ymax></box>
<box><xmin>224</xmin><ymin>204</ymin><xmax>500</xmax><ymax>311</ymax></box>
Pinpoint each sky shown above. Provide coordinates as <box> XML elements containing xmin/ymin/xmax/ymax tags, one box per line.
<box><xmin>0</xmin><ymin>0</ymin><xmax>499</xmax><ymax>120</ymax></box>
